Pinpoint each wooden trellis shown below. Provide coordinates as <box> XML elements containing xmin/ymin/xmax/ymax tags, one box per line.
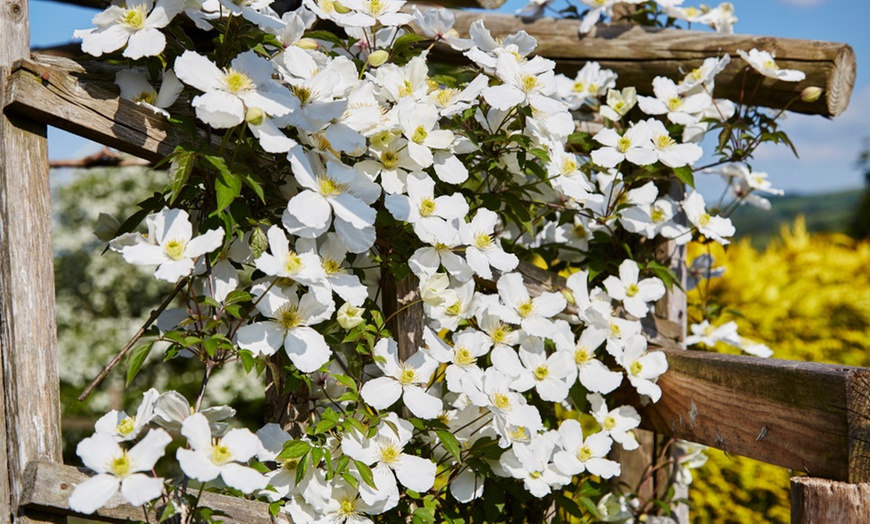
<box><xmin>0</xmin><ymin>0</ymin><xmax>863</xmax><ymax>522</ymax></box>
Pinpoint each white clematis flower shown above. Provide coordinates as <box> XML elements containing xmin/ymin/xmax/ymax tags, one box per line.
<box><xmin>459</xmin><ymin>208</ymin><xmax>519</xmax><ymax>279</ymax></box>
<box><xmin>553</xmin><ymin>419</ymin><xmax>621</xmax><ymax>478</ymax></box>
<box><xmin>254</xmin><ymin>225</ymin><xmax>327</xmax><ymax>287</ymax></box>
<box><xmin>176</xmin><ymin>413</ymin><xmax>268</xmax><ymax>493</ymax></box>
<box><xmin>236</xmin><ymin>283</ymin><xmax>334</xmax><ymax>372</ymax></box>
<box><xmin>94</xmin><ymin>388</ymin><xmax>159</xmax><ymax>442</ymax></box>
<box><xmin>283</xmin><ymin>148</ymin><xmax>379</xmax><ymax>254</ymax></box>
<box><xmin>342</xmin><ymin>413</ymin><xmax>436</xmax><ymax>504</ymax></box>
<box><xmin>588</xmin><ymin>393</ymin><xmax>641</xmax><ymax>451</ymax></box>
<box><xmin>683</xmin><ymin>191</ymin><xmax>735</xmax><ymax>245</ymax></box>
<box><xmin>120</xmin><ymin>208</ymin><xmax>224</xmax><ymax>283</ymax></box>
<box><xmin>69</xmin><ymin>429</ymin><xmax>171</xmax><ymax>514</ymax></box>
<box><xmin>591</xmin><ymin>122</ymin><xmax>657</xmax><ymax>168</ymax></box>
<box><xmin>602</xmin><ymin>259</ymin><xmax>666</xmax><ymax>319</ymax></box>
<box><xmin>360</xmin><ymin>338</ymin><xmax>443</xmax><ymax>419</ymax></box>
<box><xmin>175</xmin><ymin>50</ymin><xmax>299</xmax><ymax>129</ymax></box>
<box><xmin>74</xmin><ymin>0</ymin><xmax>184</xmax><ymax>59</ymax></box>
<box><xmin>618</xmin><ymin>335</ymin><xmax>669</xmax><ymax>402</ymax></box>
<box><xmin>737</xmin><ymin>48</ymin><xmax>806</xmax><ymax>82</ymax></box>
<box><xmin>115</xmin><ymin>68</ymin><xmax>183</xmax><ymax>117</ymax></box>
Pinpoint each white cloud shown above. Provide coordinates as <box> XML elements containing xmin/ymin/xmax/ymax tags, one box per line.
<box><xmin>777</xmin><ymin>0</ymin><xmax>828</xmax><ymax>7</ymax></box>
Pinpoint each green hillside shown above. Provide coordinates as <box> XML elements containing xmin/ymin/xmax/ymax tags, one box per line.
<box><xmin>728</xmin><ymin>188</ymin><xmax>863</xmax><ymax>247</ymax></box>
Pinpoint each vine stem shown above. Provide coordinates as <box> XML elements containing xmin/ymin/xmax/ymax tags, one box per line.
<box><xmin>78</xmin><ymin>277</ymin><xmax>188</xmax><ymax>401</ymax></box>
<box><xmin>195</xmin><ymin>361</ymin><xmax>215</xmax><ymax>412</ymax></box>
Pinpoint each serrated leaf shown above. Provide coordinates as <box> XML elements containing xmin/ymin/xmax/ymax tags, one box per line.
<box><xmin>436</xmin><ymin>429</ymin><xmax>462</xmax><ymax>462</ymax></box>
<box><xmin>354</xmin><ymin>460</ymin><xmax>378</xmax><ymax>490</ymax></box>
<box><xmin>159</xmin><ymin>500</ymin><xmax>178</xmax><ymax>522</ymax></box>
<box><xmin>125</xmin><ymin>341</ymin><xmax>154</xmax><ymax>387</ymax></box>
<box><xmin>277</xmin><ymin>439</ymin><xmax>311</xmax><ymax>459</ymax></box>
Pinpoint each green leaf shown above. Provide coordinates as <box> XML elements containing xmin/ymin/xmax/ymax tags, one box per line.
<box><xmin>673</xmin><ymin>166</ymin><xmax>696</xmax><ymax>188</ymax></box>
<box><xmin>158</xmin><ymin>500</ymin><xmax>178</xmax><ymax>522</ymax></box>
<box><xmin>314</xmin><ymin>416</ymin><xmax>340</xmax><ymax>434</ymax></box>
<box><xmin>554</xmin><ymin>493</ymin><xmax>586</xmax><ymax>519</ymax></box>
<box><xmin>354</xmin><ymin>460</ymin><xmax>378</xmax><ymax>489</ymax></box>
<box><xmin>125</xmin><ymin>341</ymin><xmax>154</xmax><ymax>387</ymax></box>
<box><xmin>412</xmin><ymin>508</ymin><xmax>436</xmax><ymax>524</ymax></box>
<box><xmin>224</xmin><ymin>290</ymin><xmax>252</xmax><ymax>306</ymax></box>
<box><xmin>238</xmin><ymin>349</ymin><xmax>255</xmax><ymax>373</ymax></box>
<box><xmin>436</xmin><ymin>429</ymin><xmax>462</xmax><ymax>462</ymax></box>
<box><xmin>204</xmin><ymin>155</ymin><xmax>242</xmax><ymax>212</ymax></box>
<box><xmin>277</xmin><ymin>439</ymin><xmax>311</xmax><ymax>460</ymax></box>
<box><xmin>168</xmin><ymin>148</ymin><xmax>196</xmax><ymax>205</ymax></box>
<box><xmin>310</xmin><ymin>446</ymin><xmax>324</xmax><ymax>467</ymax></box>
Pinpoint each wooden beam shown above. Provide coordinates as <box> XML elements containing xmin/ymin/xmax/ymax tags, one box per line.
<box><xmin>1</xmin><ymin>2</ymin><xmax>65</xmax><ymax>523</ymax></box>
<box><xmin>20</xmin><ymin>461</ymin><xmax>290</xmax><ymax>524</ymax></box>
<box><xmin>614</xmin><ymin>348</ymin><xmax>870</xmax><ymax>483</ymax></box>
<box><xmin>4</xmin><ymin>55</ymin><xmax>278</xmax><ymax>171</ymax></box>
<box><xmin>791</xmin><ymin>477</ymin><xmax>870</xmax><ymax>523</ymax></box>
<box><xmin>444</xmin><ymin>12</ymin><xmax>856</xmax><ymax>117</ymax></box>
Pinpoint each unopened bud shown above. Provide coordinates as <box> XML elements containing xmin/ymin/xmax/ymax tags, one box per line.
<box><xmin>245</xmin><ymin>107</ymin><xmax>265</xmax><ymax>126</ymax></box>
<box><xmin>249</xmin><ymin>227</ymin><xmax>268</xmax><ymax>259</ymax></box>
<box><xmin>367</xmin><ymin>50</ymin><xmax>389</xmax><ymax>67</ymax></box>
<box><xmin>800</xmin><ymin>86</ymin><xmax>823</xmax><ymax>103</ymax></box>
<box><xmin>561</xmin><ymin>288</ymin><xmax>576</xmax><ymax>306</ymax></box>
<box><xmin>296</xmin><ymin>38</ymin><xmax>318</xmax><ymax>51</ymax></box>
<box><xmin>333</xmin><ymin>1</ymin><xmax>350</xmax><ymax>14</ymax></box>
<box><xmin>337</xmin><ymin>302</ymin><xmax>365</xmax><ymax>330</ymax></box>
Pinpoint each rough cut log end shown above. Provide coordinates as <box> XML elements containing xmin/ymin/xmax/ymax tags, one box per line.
<box><xmin>827</xmin><ymin>44</ymin><xmax>857</xmax><ymax>117</ymax></box>
<box><xmin>791</xmin><ymin>477</ymin><xmax>870</xmax><ymax>524</ymax></box>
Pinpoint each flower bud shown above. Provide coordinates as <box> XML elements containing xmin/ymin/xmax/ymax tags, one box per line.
<box><xmin>295</xmin><ymin>38</ymin><xmax>318</xmax><ymax>50</ymax></box>
<box><xmin>800</xmin><ymin>86</ymin><xmax>823</xmax><ymax>103</ymax></box>
<box><xmin>337</xmin><ymin>303</ymin><xmax>365</xmax><ymax>330</ymax></box>
<box><xmin>94</xmin><ymin>213</ymin><xmax>121</xmax><ymax>242</ymax></box>
<box><xmin>245</xmin><ymin>107</ymin><xmax>265</xmax><ymax>126</ymax></box>
<box><xmin>367</xmin><ymin>50</ymin><xmax>389</xmax><ymax>67</ymax></box>
<box><xmin>333</xmin><ymin>1</ymin><xmax>350</xmax><ymax>14</ymax></box>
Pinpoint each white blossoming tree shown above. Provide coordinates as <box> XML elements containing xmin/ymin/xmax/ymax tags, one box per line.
<box><xmin>58</xmin><ymin>0</ymin><xmax>819</xmax><ymax>521</ymax></box>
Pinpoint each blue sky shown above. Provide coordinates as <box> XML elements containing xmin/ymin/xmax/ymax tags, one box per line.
<box><xmin>29</xmin><ymin>0</ymin><xmax>870</xmax><ymax>197</ymax></box>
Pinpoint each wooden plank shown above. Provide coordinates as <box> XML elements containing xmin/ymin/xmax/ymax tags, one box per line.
<box><xmin>443</xmin><ymin>12</ymin><xmax>855</xmax><ymax>117</ymax></box>
<box><xmin>4</xmin><ymin>55</ymin><xmax>278</xmax><ymax>171</ymax></box>
<box><xmin>20</xmin><ymin>461</ymin><xmax>290</xmax><ymax>524</ymax></box>
<box><xmin>791</xmin><ymin>477</ymin><xmax>870</xmax><ymax>523</ymax></box>
<box><xmin>1</xmin><ymin>1</ymin><xmax>65</xmax><ymax>522</ymax></box>
<box><xmin>614</xmin><ymin>348</ymin><xmax>870</xmax><ymax>483</ymax></box>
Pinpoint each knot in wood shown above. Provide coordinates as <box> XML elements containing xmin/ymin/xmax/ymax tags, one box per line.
<box><xmin>4</xmin><ymin>1</ymin><xmax>23</xmax><ymax>20</ymax></box>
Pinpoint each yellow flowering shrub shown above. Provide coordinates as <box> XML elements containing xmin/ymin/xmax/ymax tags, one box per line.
<box><xmin>687</xmin><ymin>217</ymin><xmax>870</xmax><ymax>523</ymax></box>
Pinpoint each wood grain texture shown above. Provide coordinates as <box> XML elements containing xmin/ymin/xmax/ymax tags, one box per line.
<box><xmin>4</xmin><ymin>55</ymin><xmax>277</xmax><ymax>172</ymax></box>
<box><xmin>381</xmin><ymin>269</ymin><xmax>424</xmax><ymax>362</ymax></box>
<box><xmin>20</xmin><ymin>461</ymin><xmax>290</xmax><ymax>524</ymax></box>
<box><xmin>2</xmin><ymin>2</ymin><xmax>65</xmax><ymax>521</ymax></box>
<box><xmin>613</xmin><ymin>349</ymin><xmax>870</xmax><ymax>482</ymax></box>
<box><xmin>444</xmin><ymin>12</ymin><xmax>856</xmax><ymax>116</ymax></box>
<box><xmin>791</xmin><ymin>477</ymin><xmax>870</xmax><ymax>523</ymax></box>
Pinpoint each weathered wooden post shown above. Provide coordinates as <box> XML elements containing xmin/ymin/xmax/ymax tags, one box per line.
<box><xmin>0</xmin><ymin>0</ymin><xmax>65</xmax><ymax>523</ymax></box>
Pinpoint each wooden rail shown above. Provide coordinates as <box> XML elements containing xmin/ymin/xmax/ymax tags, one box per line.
<box><xmin>20</xmin><ymin>461</ymin><xmax>289</xmax><ymax>524</ymax></box>
<box><xmin>438</xmin><ymin>12</ymin><xmax>856</xmax><ymax>117</ymax></box>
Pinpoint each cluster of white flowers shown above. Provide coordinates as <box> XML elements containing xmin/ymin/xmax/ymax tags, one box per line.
<box><xmin>69</xmin><ymin>0</ymin><xmax>805</xmax><ymax>520</ymax></box>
